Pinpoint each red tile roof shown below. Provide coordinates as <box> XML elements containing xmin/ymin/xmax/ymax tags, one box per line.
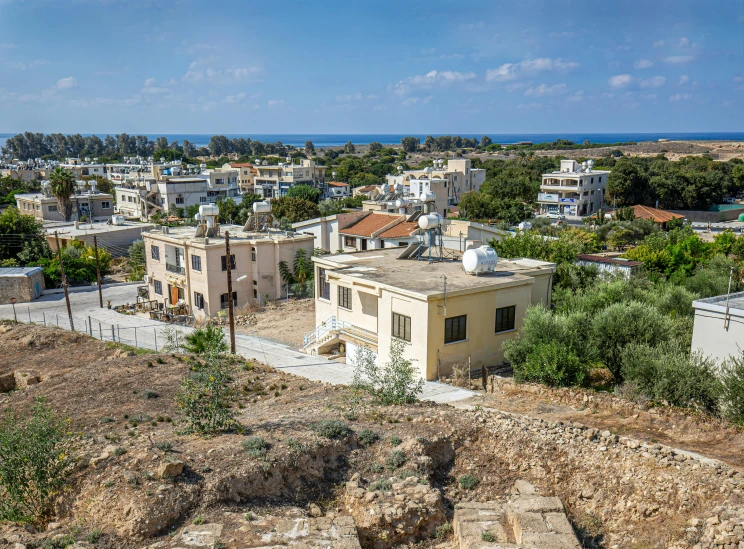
<box><xmin>328</xmin><ymin>181</ymin><xmax>349</xmax><ymax>187</ymax></box>
<box><xmin>610</xmin><ymin>205</ymin><xmax>684</xmax><ymax>223</ymax></box>
<box><xmin>378</xmin><ymin>221</ymin><xmax>419</xmax><ymax>239</ymax></box>
<box><xmin>355</xmin><ymin>185</ymin><xmax>377</xmax><ymax>192</ymax></box>
<box><xmin>340</xmin><ymin>213</ymin><xmax>405</xmax><ymax>237</ymax></box>
<box><xmin>229</xmin><ymin>162</ymin><xmax>254</xmax><ymax>168</ymax></box>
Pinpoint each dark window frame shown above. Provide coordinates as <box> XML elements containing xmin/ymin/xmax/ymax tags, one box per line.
<box><xmin>191</xmin><ymin>254</ymin><xmax>202</xmax><ymax>271</ymax></box>
<box><xmin>392</xmin><ymin>312</ymin><xmax>411</xmax><ymax>342</ymax></box>
<box><xmin>444</xmin><ymin>315</ymin><xmax>467</xmax><ymax>344</ymax></box>
<box><xmin>318</xmin><ymin>267</ymin><xmax>330</xmax><ymax>301</ymax></box>
<box><xmin>151</xmin><ymin>245</ymin><xmax>160</xmax><ymax>261</ymax></box>
<box><xmin>338</xmin><ymin>286</ymin><xmax>352</xmax><ymax>310</ymax></box>
<box><xmin>220</xmin><ymin>291</ymin><xmax>237</xmax><ymax>309</ymax></box>
<box><xmin>495</xmin><ymin>305</ymin><xmax>516</xmax><ymax>334</ymax></box>
<box><xmin>153</xmin><ymin>279</ymin><xmax>162</xmax><ymax>295</ymax></box>
<box><xmin>194</xmin><ymin>292</ymin><xmax>205</xmax><ymax>310</ymax></box>
<box><xmin>344</xmin><ymin>235</ymin><xmax>356</xmax><ymax>248</ymax></box>
<box><xmin>221</xmin><ymin>254</ymin><xmax>236</xmax><ymax>271</ymax></box>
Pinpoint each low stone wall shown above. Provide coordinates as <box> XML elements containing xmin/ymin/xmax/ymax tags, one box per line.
<box><xmin>0</xmin><ymin>270</ymin><xmax>45</xmax><ymax>304</ymax></box>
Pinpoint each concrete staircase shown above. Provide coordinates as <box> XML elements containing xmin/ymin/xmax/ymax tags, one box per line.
<box><xmin>453</xmin><ymin>481</ymin><xmax>580</xmax><ymax>549</ymax></box>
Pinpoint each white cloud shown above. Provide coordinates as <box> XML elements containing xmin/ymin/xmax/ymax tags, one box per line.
<box><xmin>641</xmin><ymin>93</ymin><xmax>658</xmax><ymax>100</ymax></box>
<box><xmin>664</xmin><ymin>55</ymin><xmax>694</xmax><ymax>64</ymax></box>
<box><xmin>485</xmin><ymin>57</ymin><xmax>578</xmax><ymax>82</ymax></box>
<box><xmin>457</xmin><ymin>21</ymin><xmax>484</xmax><ymax>30</ymax></box>
<box><xmin>267</xmin><ymin>99</ymin><xmax>285</xmax><ymax>108</ymax></box>
<box><xmin>223</xmin><ymin>92</ymin><xmax>246</xmax><ymax>104</ymax></box>
<box><xmin>141</xmin><ymin>77</ymin><xmax>170</xmax><ymax>94</ymax></box>
<box><xmin>732</xmin><ymin>76</ymin><xmax>744</xmax><ymax>83</ymax></box>
<box><xmin>7</xmin><ymin>60</ymin><xmax>50</xmax><ymax>70</ymax></box>
<box><xmin>183</xmin><ymin>66</ymin><xmax>260</xmax><ymax>84</ymax></box>
<box><xmin>144</xmin><ymin>77</ymin><xmax>156</xmax><ymax>87</ymax></box>
<box><xmin>394</xmin><ymin>69</ymin><xmax>475</xmax><ymax>94</ymax></box>
<box><xmin>336</xmin><ymin>92</ymin><xmax>378</xmax><ymax>102</ymax></box>
<box><xmin>517</xmin><ymin>102</ymin><xmax>542</xmax><ymax>109</ymax></box>
<box><xmin>69</xmin><ymin>95</ymin><xmax>142</xmax><ymax>108</ymax></box>
<box><xmin>669</xmin><ymin>93</ymin><xmax>692</xmax><ymax>101</ymax></box>
<box><xmin>678</xmin><ymin>37</ymin><xmax>689</xmax><ymax>47</ymax></box>
<box><xmin>549</xmin><ymin>31</ymin><xmax>574</xmax><ymax>38</ymax></box>
<box><xmin>55</xmin><ymin>76</ymin><xmax>77</xmax><ymax>90</ymax></box>
<box><xmin>679</xmin><ymin>75</ymin><xmax>690</xmax><ymax>85</ymax></box>
<box><xmin>567</xmin><ymin>90</ymin><xmax>584</xmax><ymax>102</ymax></box>
<box><xmin>420</xmin><ymin>47</ymin><xmax>436</xmax><ymax>55</ymax></box>
<box><xmin>639</xmin><ymin>76</ymin><xmax>666</xmax><ymax>88</ymax></box>
<box><xmin>608</xmin><ymin>74</ymin><xmax>632</xmax><ymax>88</ymax></box>
<box><xmin>524</xmin><ymin>83</ymin><xmax>567</xmax><ymax>97</ymax></box>
<box><xmin>0</xmin><ymin>43</ymin><xmax>18</xmax><ymax>50</ymax></box>
<box><xmin>634</xmin><ymin>59</ymin><xmax>653</xmax><ymax>69</ymax></box>
<box><xmin>653</xmin><ymin>39</ymin><xmax>666</xmax><ymax>47</ymax></box>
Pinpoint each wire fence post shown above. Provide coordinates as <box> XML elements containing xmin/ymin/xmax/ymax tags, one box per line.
<box><xmin>56</xmin><ymin>314</ymin><xmax>59</xmax><ymax>326</ymax></box>
<box><xmin>117</xmin><ymin>325</ymin><xmax>120</xmax><ymax>343</ymax></box>
<box><xmin>154</xmin><ymin>329</ymin><xmax>158</xmax><ymax>352</ymax></box>
<box><xmin>28</xmin><ymin>307</ymin><xmax>31</xmax><ymax>323</ymax></box>
<box><xmin>111</xmin><ymin>325</ymin><xmax>115</xmax><ymax>342</ymax></box>
<box><xmin>42</xmin><ymin>312</ymin><xmax>45</xmax><ymax>326</ymax></box>
<box><xmin>134</xmin><ymin>326</ymin><xmax>138</xmax><ymax>348</ymax></box>
<box><xmin>88</xmin><ymin>316</ymin><xmax>93</xmax><ymax>337</ymax></box>
<box><xmin>98</xmin><ymin>322</ymin><xmax>102</xmax><ymax>340</ymax></box>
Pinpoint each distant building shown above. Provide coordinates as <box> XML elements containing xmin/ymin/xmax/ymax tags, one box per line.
<box><xmin>253</xmin><ymin>158</ymin><xmax>327</xmax><ymax>199</ymax></box>
<box><xmin>537</xmin><ymin>159</ymin><xmax>610</xmax><ymax>217</ymax></box>
<box><xmin>45</xmin><ymin>220</ymin><xmax>156</xmax><ymax>256</ymax></box>
<box><xmin>222</xmin><ymin>162</ymin><xmax>258</xmax><ymax>193</ymax></box>
<box><xmin>327</xmin><ymin>181</ymin><xmax>350</xmax><ymax>198</ymax></box>
<box><xmin>691</xmin><ymin>291</ymin><xmax>744</xmax><ymax>366</ymax></box>
<box><xmin>575</xmin><ymin>254</ymin><xmax>641</xmax><ymax>279</ymax></box>
<box><xmin>142</xmin><ymin>221</ymin><xmax>314</xmax><ymax>317</ymax></box>
<box><xmin>305</xmin><ymin>248</ymin><xmax>555</xmax><ymax>380</ymax></box>
<box><xmin>607</xmin><ymin>204</ymin><xmax>684</xmax><ymax>229</ymax></box>
<box><xmin>15</xmin><ymin>189</ymin><xmax>115</xmax><ymax>222</ymax></box>
<box><xmin>0</xmin><ymin>267</ymin><xmax>45</xmax><ymax>304</ymax></box>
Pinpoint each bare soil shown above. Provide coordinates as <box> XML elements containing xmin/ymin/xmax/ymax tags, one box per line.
<box><xmin>233</xmin><ymin>298</ymin><xmax>316</xmax><ymax>348</ymax></box>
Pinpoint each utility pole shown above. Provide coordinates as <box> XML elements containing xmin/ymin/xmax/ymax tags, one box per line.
<box><xmin>225</xmin><ymin>231</ymin><xmax>236</xmax><ymax>353</ymax></box>
<box><xmin>93</xmin><ymin>235</ymin><xmax>103</xmax><ymax>308</ymax></box>
<box><xmin>54</xmin><ymin>231</ymin><xmax>74</xmax><ymax>331</ymax></box>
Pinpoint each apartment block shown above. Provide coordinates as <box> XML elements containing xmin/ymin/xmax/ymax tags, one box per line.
<box><xmin>142</xmin><ymin>224</ymin><xmax>314</xmax><ymax>317</ymax></box>
<box><xmin>305</xmin><ymin>247</ymin><xmax>555</xmax><ymax>380</ymax></box>
<box><xmin>15</xmin><ymin>190</ymin><xmax>115</xmax><ymax>222</ymax></box>
<box><xmin>537</xmin><ymin>159</ymin><xmax>611</xmax><ymax>217</ymax></box>
<box><xmin>254</xmin><ymin>158</ymin><xmax>327</xmax><ymax>198</ymax></box>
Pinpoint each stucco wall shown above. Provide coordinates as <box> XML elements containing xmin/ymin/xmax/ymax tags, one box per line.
<box><xmin>691</xmin><ymin>309</ymin><xmax>744</xmax><ymax>366</ymax></box>
<box><xmin>0</xmin><ymin>271</ymin><xmax>45</xmax><ymax>304</ymax></box>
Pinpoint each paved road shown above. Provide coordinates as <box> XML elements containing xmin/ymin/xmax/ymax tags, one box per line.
<box><xmin>0</xmin><ymin>283</ymin><xmax>473</xmax><ymax>404</ymax></box>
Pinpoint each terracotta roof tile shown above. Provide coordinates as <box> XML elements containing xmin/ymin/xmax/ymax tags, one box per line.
<box><xmin>611</xmin><ymin>205</ymin><xmax>684</xmax><ymax>223</ymax></box>
<box><xmin>327</xmin><ymin>181</ymin><xmax>349</xmax><ymax>187</ymax></box>
<box><xmin>340</xmin><ymin>213</ymin><xmax>405</xmax><ymax>237</ymax></box>
<box><xmin>378</xmin><ymin>221</ymin><xmax>419</xmax><ymax>239</ymax></box>
<box><xmin>229</xmin><ymin>162</ymin><xmax>254</xmax><ymax>168</ymax></box>
<box><xmin>355</xmin><ymin>185</ymin><xmax>376</xmax><ymax>192</ymax></box>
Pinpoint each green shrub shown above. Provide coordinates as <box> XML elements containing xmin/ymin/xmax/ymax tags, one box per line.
<box><xmin>389</xmin><ymin>436</ymin><xmax>402</xmax><ymax>446</ymax></box>
<box><xmin>286</xmin><ymin>437</ymin><xmax>312</xmax><ymax>455</ymax></box>
<box><xmin>371</xmin><ymin>463</ymin><xmax>384</xmax><ymax>473</ymax></box>
<box><xmin>720</xmin><ymin>352</ymin><xmax>744</xmax><ymax>424</ymax></box>
<box><xmin>183</xmin><ymin>326</ymin><xmax>228</xmax><ymax>356</ymax></box>
<box><xmin>369</xmin><ymin>479</ymin><xmax>392</xmax><ymax>492</ymax></box>
<box><xmin>386</xmin><ymin>450</ymin><xmax>407</xmax><ymax>470</ymax></box>
<box><xmin>0</xmin><ymin>398</ymin><xmax>72</xmax><ymax>523</ymax></box>
<box><xmin>155</xmin><ymin>441</ymin><xmax>174</xmax><ymax>453</ymax></box>
<box><xmin>516</xmin><ymin>340</ymin><xmax>587</xmax><ymax>387</ymax></box>
<box><xmin>174</xmin><ymin>356</ymin><xmax>237</xmax><ymax>435</ymax></box>
<box><xmin>435</xmin><ymin>522</ymin><xmax>453</xmax><ymax>539</ymax></box>
<box><xmin>310</xmin><ymin>420</ymin><xmax>351</xmax><ymax>439</ymax></box>
<box><xmin>458</xmin><ymin>474</ymin><xmax>479</xmax><ymax>490</ymax></box>
<box><xmin>357</xmin><ymin>429</ymin><xmax>379</xmax><ymax>446</ymax></box>
<box><xmin>351</xmin><ymin>339</ymin><xmax>423</xmax><ymax>405</ymax></box>
<box><xmin>85</xmin><ymin>529</ymin><xmax>103</xmax><ymax>544</ymax></box>
<box><xmin>242</xmin><ymin>436</ymin><xmax>268</xmax><ymax>458</ymax></box>
<box><xmin>621</xmin><ymin>343</ymin><xmax>721</xmax><ymax>413</ymax></box>
<box><xmin>142</xmin><ymin>389</ymin><xmax>159</xmax><ymax>399</ymax></box>
<box><xmin>481</xmin><ymin>531</ymin><xmax>496</xmax><ymax>542</ymax></box>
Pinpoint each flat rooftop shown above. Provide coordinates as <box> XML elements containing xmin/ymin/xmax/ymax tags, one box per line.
<box><xmin>143</xmin><ymin>224</ymin><xmax>314</xmax><ymax>245</ymax></box>
<box><xmin>693</xmin><ymin>291</ymin><xmax>744</xmax><ymax>314</ymax></box>
<box><xmin>0</xmin><ymin>266</ymin><xmax>43</xmax><ymax>277</ymax></box>
<box><xmin>313</xmin><ymin>247</ymin><xmax>555</xmax><ymax>298</ymax></box>
<box><xmin>46</xmin><ymin>221</ymin><xmax>156</xmax><ymax>238</ymax></box>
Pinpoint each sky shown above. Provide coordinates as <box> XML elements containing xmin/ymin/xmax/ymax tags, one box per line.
<box><xmin>0</xmin><ymin>0</ymin><xmax>743</xmax><ymax>134</ymax></box>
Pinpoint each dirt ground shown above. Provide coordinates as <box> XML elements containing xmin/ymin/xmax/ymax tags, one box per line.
<box><xmin>457</xmin><ymin>376</ymin><xmax>744</xmax><ymax>469</ymax></box>
<box><xmin>233</xmin><ymin>298</ymin><xmax>316</xmax><ymax>348</ymax></box>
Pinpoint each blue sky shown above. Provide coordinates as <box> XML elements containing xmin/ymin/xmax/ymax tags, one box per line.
<box><xmin>0</xmin><ymin>0</ymin><xmax>743</xmax><ymax>134</ymax></box>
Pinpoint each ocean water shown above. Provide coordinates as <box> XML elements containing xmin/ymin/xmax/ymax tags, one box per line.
<box><xmin>2</xmin><ymin>132</ymin><xmax>744</xmax><ymax>150</ymax></box>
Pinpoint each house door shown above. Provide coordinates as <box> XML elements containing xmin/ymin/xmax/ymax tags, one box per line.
<box><xmin>170</xmin><ymin>285</ymin><xmax>180</xmax><ymax>305</ymax></box>
<box><xmin>361</xmin><ymin>238</ymin><xmax>368</xmax><ymax>251</ymax></box>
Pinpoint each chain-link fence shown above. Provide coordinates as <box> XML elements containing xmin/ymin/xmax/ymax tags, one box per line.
<box><xmin>2</xmin><ymin>306</ymin><xmax>194</xmax><ymax>353</ymax></box>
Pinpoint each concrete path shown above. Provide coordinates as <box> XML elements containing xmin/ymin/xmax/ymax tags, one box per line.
<box><xmin>0</xmin><ymin>283</ymin><xmax>474</xmax><ymax>404</ymax></box>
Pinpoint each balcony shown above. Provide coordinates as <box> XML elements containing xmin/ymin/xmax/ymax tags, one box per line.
<box><xmin>166</xmin><ymin>263</ymin><xmax>185</xmax><ymax>275</ymax></box>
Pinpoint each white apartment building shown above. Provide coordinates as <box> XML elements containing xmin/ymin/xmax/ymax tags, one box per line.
<box><xmin>115</xmin><ymin>166</ymin><xmax>240</xmax><ymax>220</ymax></box>
<box><xmin>222</xmin><ymin>162</ymin><xmax>258</xmax><ymax>193</ymax></box>
<box><xmin>254</xmin><ymin>158</ymin><xmax>327</xmax><ymax>198</ymax></box>
<box><xmin>537</xmin><ymin>159</ymin><xmax>611</xmax><ymax>217</ymax></box>
<box><xmin>385</xmin><ymin>158</ymin><xmax>486</xmax><ymax>215</ymax></box>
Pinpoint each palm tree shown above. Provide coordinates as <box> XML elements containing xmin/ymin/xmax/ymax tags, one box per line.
<box><xmin>278</xmin><ymin>249</ymin><xmax>313</xmax><ymax>297</ymax></box>
<box><xmin>48</xmin><ymin>167</ymin><xmax>76</xmax><ymax>221</ymax></box>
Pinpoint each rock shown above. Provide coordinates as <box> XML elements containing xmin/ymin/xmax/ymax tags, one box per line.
<box><xmin>0</xmin><ymin>372</ymin><xmax>16</xmax><ymax>392</ymax></box>
<box><xmin>90</xmin><ymin>445</ymin><xmax>122</xmax><ymax>467</ymax></box>
<box><xmin>181</xmin><ymin>523</ymin><xmax>223</xmax><ymax>547</ymax></box>
<box><xmin>13</xmin><ymin>371</ymin><xmax>39</xmax><ymax>389</ymax></box>
<box><xmin>309</xmin><ymin>503</ymin><xmax>323</xmax><ymax>517</ymax></box>
<box><xmin>46</xmin><ymin>522</ymin><xmax>61</xmax><ymax>530</ymax></box>
<box><xmin>158</xmin><ymin>459</ymin><xmax>185</xmax><ymax>478</ymax></box>
<box><xmin>10</xmin><ymin>544</ymin><xmax>26</xmax><ymax>549</ymax></box>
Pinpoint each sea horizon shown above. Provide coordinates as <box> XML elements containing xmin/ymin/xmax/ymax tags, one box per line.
<box><xmin>2</xmin><ymin>132</ymin><xmax>744</xmax><ymax>151</ymax></box>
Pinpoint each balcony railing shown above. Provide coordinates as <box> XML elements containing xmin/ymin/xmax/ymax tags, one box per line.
<box><xmin>166</xmin><ymin>263</ymin><xmax>185</xmax><ymax>275</ymax></box>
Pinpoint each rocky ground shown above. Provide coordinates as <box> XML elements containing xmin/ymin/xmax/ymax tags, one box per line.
<box><xmin>1</xmin><ymin>323</ymin><xmax>744</xmax><ymax>549</ymax></box>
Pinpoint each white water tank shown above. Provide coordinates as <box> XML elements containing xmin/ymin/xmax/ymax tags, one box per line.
<box><xmin>252</xmin><ymin>201</ymin><xmax>272</xmax><ymax>214</ymax></box>
<box><xmin>199</xmin><ymin>204</ymin><xmax>219</xmax><ymax>217</ymax></box>
<box><xmin>419</xmin><ymin>191</ymin><xmax>436</xmax><ymax>203</ymax></box>
<box><xmin>394</xmin><ymin>198</ymin><xmax>408</xmax><ymax>209</ymax></box>
<box><xmin>418</xmin><ymin>212</ymin><xmax>442</xmax><ymax>230</ymax></box>
<box><xmin>462</xmin><ymin>246</ymin><xmax>499</xmax><ymax>274</ymax></box>
<box><xmin>380</xmin><ymin>183</ymin><xmax>390</xmax><ymax>194</ymax></box>
<box><xmin>111</xmin><ymin>214</ymin><xmax>125</xmax><ymax>225</ymax></box>
<box><xmin>517</xmin><ymin>221</ymin><xmax>532</xmax><ymax>231</ymax></box>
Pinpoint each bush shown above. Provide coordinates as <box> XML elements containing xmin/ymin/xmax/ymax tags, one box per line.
<box><xmin>591</xmin><ymin>301</ymin><xmax>672</xmax><ymax>382</ymax></box>
<box><xmin>458</xmin><ymin>474</ymin><xmax>479</xmax><ymax>490</ymax></box>
<box><xmin>0</xmin><ymin>398</ymin><xmax>72</xmax><ymax>523</ymax></box>
<box><xmin>481</xmin><ymin>532</ymin><xmax>496</xmax><ymax>542</ymax></box>
<box><xmin>351</xmin><ymin>339</ymin><xmax>423</xmax><ymax>405</ymax></box>
<box><xmin>516</xmin><ymin>340</ymin><xmax>587</xmax><ymax>387</ymax></box>
<box><xmin>435</xmin><ymin>522</ymin><xmax>453</xmax><ymax>539</ymax></box>
<box><xmin>357</xmin><ymin>429</ymin><xmax>379</xmax><ymax>446</ymax></box>
<box><xmin>369</xmin><ymin>479</ymin><xmax>392</xmax><ymax>492</ymax></box>
<box><xmin>174</xmin><ymin>356</ymin><xmax>237</xmax><ymax>434</ymax></box>
<box><xmin>184</xmin><ymin>326</ymin><xmax>228</xmax><ymax>356</ymax></box>
<box><xmin>621</xmin><ymin>343</ymin><xmax>721</xmax><ymax>413</ymax></box>
<box><xmin>242</xmin><ymin>436</ymin><xmax>268</xmax><ymax>458</ymax></box>
<box><xmin>386</xmin><ymin>450</ymin><xmax>407</xmax><ymax>470</ymax></box>
<box><xmin>720</xmin><ymin>352</ymin><xmax>744</xmax><ymax>424</ymax></box>
<box><xmin>310</xmin><ymin>420</ymin><xmax>351</xmax><ymax>439</ymax></box>
<box><xmin>389</xmin><ymin>436</ymin><xmax>402</xmax><ymax>446</ymax></box>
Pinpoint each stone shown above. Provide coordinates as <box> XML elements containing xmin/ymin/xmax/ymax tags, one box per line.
<box><xmin>521</xmin><ymin>532</ymin><xmax>582</xmax><ymax>548</ymax></box>
<box><xmin>90</xmin><ymin>445</ymin><xmax>122</xmax><ymax>467</ymax></box>
<box><xmin>158</xmin><ymin>459</ymin><xmax>184</xmax><ymax>478</ymax></box>
<box><xmin>13</xmin><ymin>371</ymin><xmax>40</xmax><ymax>389</ymax></box>
<box><xmin>0</xmin><ymin>372</ymin><xmax>16</xmax><ymax>392</ymax></box>
<box><xmin>309</xmin><ymin>503</ymin><xmax>323</xmax><ymax>517</ymax></box>
<box><xmin>513</xmin><ymin>479</ymin><xmax>537</xmax><ymax>495</ymax></box>
<box><xmin>181</xmin><ymin>523</ymin><xmax>223</xmax><ymax>547</ymax></box>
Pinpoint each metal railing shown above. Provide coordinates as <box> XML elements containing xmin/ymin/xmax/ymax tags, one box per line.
<box><xmin>166</xmin><ymin>263</ymin><xmax>185</xmax><ymax>275</ymax></box>
<box><xmin>303</xmin><ymin>315</ymin><xmax>378</xmax><ymax>348</ymax></box>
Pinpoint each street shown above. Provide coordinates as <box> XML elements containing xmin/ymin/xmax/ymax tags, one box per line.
<box><xmin>0</xmin><ymin>283</ymin><xmax>474</xmax><ymax>404</ymax></box>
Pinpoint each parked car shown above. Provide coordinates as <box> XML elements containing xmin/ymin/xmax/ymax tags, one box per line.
<box><xmin>724</xmin><ymin>197</ymin><xmax>737</xmax><ymax>204</ymax></box>
<box><xmin>546</xmin><ymin>212</ymin><xmax>565</xmax><ymax>220</ymax></box>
